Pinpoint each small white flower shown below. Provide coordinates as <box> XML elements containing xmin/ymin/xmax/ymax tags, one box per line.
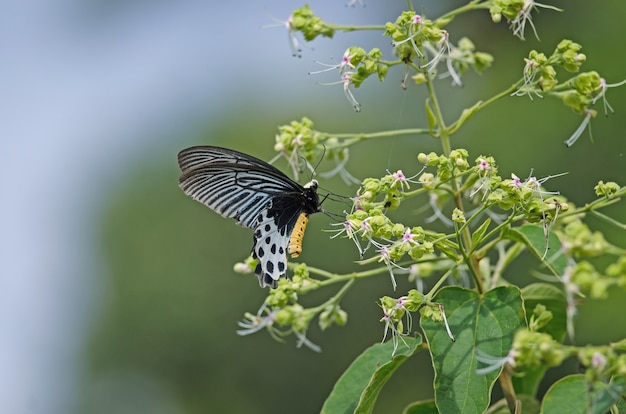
<box><xmin>511</xmin><ymin>58</ymin><xmax>544</xmax><ymax>99</ymax></box>
<box><xmin>237</xmin><ymin>307</ymin><xmax>277</xmax><ymax>336</ymax></box>
<box><xmin>380</xmin><ymin>308</ymin><xmax>410</xmax><ymax>356</ymax></box>
<box><xmin>509</xmin><ymin>0</ymin><xmax>561</xmax><ymax>41</ymax></box>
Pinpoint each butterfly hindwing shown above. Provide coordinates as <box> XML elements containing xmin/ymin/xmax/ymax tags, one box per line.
<box><xmin>177</xmin><ymin>146</ymin><xmax>322</xmax><ymax>288</ymax></box>
<box><xmin>252</xmin><ymin>204</ymin><xmax>291</xmax><ymax>288</ymax></box>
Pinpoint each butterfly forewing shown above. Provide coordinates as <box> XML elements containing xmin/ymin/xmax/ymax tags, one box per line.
<box><xmin>177</xmin><ymin>146</ymin><xmax>321</xmax><ymax>288</ymax></box>
<box><xmin>179</xmin><ymin>165</ymin><xmax>300</xmax><ymax>228</ymax></box>
<box><xmin>178</xmin><ymin>146</ymin><xmax>287</xmax><ymax>176</ymax></box>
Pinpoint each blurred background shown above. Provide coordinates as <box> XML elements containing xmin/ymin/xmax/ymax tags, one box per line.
<box><xmin>2</xmin><ymin>0</ymin><xmax>625</xmax><ymax>413</ymax></box>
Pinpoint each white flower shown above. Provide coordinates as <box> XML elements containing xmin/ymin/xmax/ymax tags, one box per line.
<box><xmin>509</xmin><ymin>0</ymin><xmax>561</xmax><ymax>41</ymax></box>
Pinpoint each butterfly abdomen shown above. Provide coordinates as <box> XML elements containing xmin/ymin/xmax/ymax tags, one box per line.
<box><xmin>288</xmin><ymin>213</ymin><xmax>309</xmax><ymax>258</ymax></box>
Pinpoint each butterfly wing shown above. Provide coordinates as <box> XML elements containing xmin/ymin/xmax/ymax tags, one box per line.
<box><xmin>177</xmin><ymin>146</ymin><xmax>319</xmax><ymax>288</ymax></box>
<box><xmin>178</xmin><ymin>146</ymin><xmax>286</xmax><ymax>177</ymax></box>
<box><xmin>178</xmin><ymin>146</ymin><xmax>304</xmax><ymax>228</ymax></box>
<box><xmin>251</xmin><ymin>204</ymin><xmax>291</xmax><ymax>288</ymax></box>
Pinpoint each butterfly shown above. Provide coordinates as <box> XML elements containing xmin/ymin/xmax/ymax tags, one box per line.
<box><xmin>177</xmin><ymin>146</ymin><xmax>321</xmax><ymax>288</ymax></box>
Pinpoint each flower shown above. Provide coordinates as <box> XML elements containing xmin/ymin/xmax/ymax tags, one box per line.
<box><xmin>309</xmin><ymin>49</ymin><xmax>356</xmax><ymax>75</ymax></box>
<box><xmin>510</xmin><ymin>173</ymin><xmax>523</xmax><ymax>189</ymax></box>
<box><xmin>294</xmin><ymin>329</ymin><xmax>322</xmax><ymax>352</ymax></box>
<box><xmin>508</xmin><ymin>0</ymin><xmax>561</xmax><ymax>41</ymax></box>
<box><xmin>391</xmin><ymin>14</ymin><xmax>425</xmax><ymax>58</ymax></box>
<box><xmin>477</xmin><ymin>158</ymin><xmax>491</xmax><ymax>172</ymax></box>
<box><xmin>590</xmin><ymin>77</ymin><xmax>626</xmax><ymax>115</ymax></box>
<box><xmin>373</xmin><ymin>241</ymin><xmax>400</xmax><ymax>290</ymax></box>
<box><xmin>470</xmin><ymin>158</ymin><xmax>496</xmax><ymax>199</ymax></box>
<box><xmin>421</xmin><ymin>31</ymin><xmax>450</xmax><ymax>72</ymax></box>
<box><xmin>330</xmin><ymin>219</ymin><xmax>366</xmax><ymax>257</ymax></box>
<box><xmin>380</xmin><ymin>308</ymin><xmax>410</xmax><ymax>356</ymax></box>
<box><xmin>400</xmin><ymin>227</ymin><xmax>418</xmax><ymax>247</ymax></box>
<box><xmin>388</xmin><ymin>169</ymin><xmax>423</xmax><ymax>190</ymax></box>
<box><xmin>591</xmin><ymin>351</ymin><xmax>607</xmax><ymax>369</ymax></box>
<box><xmin>510</xmin><ymin>57</ymin><xmax>544</xmax><ymax>99</ymax></box>
<box><xmin>263</xmin><ymin>13</ymin><xmax>302</xmax><ymax>57</ymax></box>
<box><xmin>237</xmin><ymin>306</ymin><xmax>277</xmax><ymax>336</ymax></box>
<box><xmin>342</xmin><ymin>72</ymin><xmax>362</xmax><ymax>112</ymax></box>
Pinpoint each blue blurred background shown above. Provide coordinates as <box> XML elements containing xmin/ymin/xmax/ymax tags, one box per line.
<box><xmin>2</xmin><ymin>1</ymin><xmax>625</xmax><ymax>413</ymax></box>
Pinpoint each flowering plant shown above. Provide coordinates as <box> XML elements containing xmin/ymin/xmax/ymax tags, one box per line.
<box><xmin>237</xmin><ymin>2</ymin><xmax>626</xmax><ymax>413</ymax></box>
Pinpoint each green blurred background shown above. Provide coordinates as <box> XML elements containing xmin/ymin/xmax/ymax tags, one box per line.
<box><xmin>4</xmin><ymin>1</ymin><xmax>625</xmax><ymax>413</ymax></box>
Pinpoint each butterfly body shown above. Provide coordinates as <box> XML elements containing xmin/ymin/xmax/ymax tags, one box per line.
<box><xmin>177</xmin><ymin>146</ymin><xmax>321</xmax><ymax>288</ymax></box>
<box><xmin>288</xmin><ymin>212</ymin><xmax>310</xmax><ymax>258</ymax></box>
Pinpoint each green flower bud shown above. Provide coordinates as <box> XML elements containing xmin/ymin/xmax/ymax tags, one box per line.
<box><xmin>452</xmin><ymin>208</ymin><xmax>466</xmax><ymax>224</ymax></box>
<box><xmin>594</xmin><ymin>181</ymin><xmax>621</xmax><ymax>198</ymax></box>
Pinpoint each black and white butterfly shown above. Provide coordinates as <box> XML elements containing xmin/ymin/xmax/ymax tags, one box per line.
<box><xmin>177</xmin><ymin>146</ymin><xmax>321</xmax><ymax>288</ymax></box>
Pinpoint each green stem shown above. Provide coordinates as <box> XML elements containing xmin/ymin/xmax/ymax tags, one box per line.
<box><xmin>424</xmin><ymin>71</ymin><xmax>450</xmax><ymax>151</ymax></box>
<box><xmin>301</xmin><ymin>264</ymin><xmax>399</xmax><ymax>291</ymax></box>
<box><xmin>424</xmin><ymin>267</ymin><xmax>456</xmax><ymax>301</ymax></box>
<box><xmin>448</xmin><ymin>81</ymin><xmax>523</xmax><ymax>135</ymax></box>
<box><xmin>424</xmin><ymin>67</ymin><xmax>485</xmax><ymax>292</ymax></box>
<box><xmin>589</xmin><ymin>210</ymin><xmax>626</xmax><ymax>230</ymax></box>
<box><xmin>307</xmin><ymin>278</ymin><xmax>355</xmax><ymax>313</ymax></box>
<box><xmin>325</xmin><ymin>24</ymin><xmax>386</xmax><ymax>32</ymax></box>
<box><xmin>438</xmin><ymin>1</ymin><xmax>492</xmax><ymax>23</ymax></box>
<box><xmin>328</xmin><ymin>127</ymin><xmax>430</xmax><ymax>140</ymax></box>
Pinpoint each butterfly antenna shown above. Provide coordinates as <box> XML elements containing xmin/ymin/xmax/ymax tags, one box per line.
<box><xmin>305</xmin><ymin>145</ymin><xmax>327</xmax><ymax>182</ymax></box>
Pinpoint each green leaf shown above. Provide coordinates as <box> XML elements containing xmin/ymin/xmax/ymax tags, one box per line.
<box><xmin>321</xmin><ymin>336</ymin><xmax>422</xmax><ymax>414</ymax></box>
<box><xmin>421</xmin><ymin>286</ymin><xmax>526</xmax><ymax>414</ymax></box>
<box><xmin>471</xmin><ymin>217</ymin><xmax>492</xmax><ymax>248</ymax></box>
<box><xmin>403</xmin><ymin>400</ymin><xmax>438</xmax><ymax>414</ymax></box>
<box><xmin>521</xmin><ymin>283</ymin><xmax>567</xmax><ymax>341</ymax></box>
<box><xmin>513</xmin><ymin>283</ymin><xmax>568</xmax><ymax>396</ymax></box>
<box><xmin>503</xmin><ymin>224</ymin><xmax>568</xmax><ymax>276</ymax></box>
<box><xmin>542</xmin><ymin>374</ymin><xmax>626</xmax><ymax>414</ymax></box>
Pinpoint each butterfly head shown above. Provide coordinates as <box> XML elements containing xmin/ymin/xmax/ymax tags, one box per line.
<box><xmin>302</xmin><ymin>179</ymin><xmax>321</xmax><ymax>214</ymax></box>
<box><xmin>304</xmin><ymin>179</ymin><xmax>318</xmax><ymax>190</ymax></box>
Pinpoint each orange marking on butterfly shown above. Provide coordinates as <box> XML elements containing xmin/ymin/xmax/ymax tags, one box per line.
<box><xmin>288</xmin><ymin>212</ymin><xmax>309</xmax><ymax>258</ymax></box>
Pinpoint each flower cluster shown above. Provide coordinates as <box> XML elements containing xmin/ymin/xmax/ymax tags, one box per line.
<box><xmin>273</xmin><ymin>117</ymin><xmax>359</xmax><ymax>183</ymax></box>
<box><xmin>236</xmin><ymin>263</ymin><xmax>347</xmax><ymax>352</ymax></box>
<box><xmin>337</xmin><ymin>165</ymin><xmax>443</xmax><ymax>287</ymax></box>
<box><xmin>512</xmin><ymin>40</ymin><xmax>587</xmax><ymax>100</ymax></box>
<box><xmin>384</xmin><ymin>12</ymin><xmax>493</xmax><ymax>87</ymax></box>
<box><xmin>311</xmin><ymin>46</ymin><xmax>388</xmax><ymax>111</ymax></box>
<box><xmin>384</xmin><ymin>11</ymin><xmax>442</xmax><ymax>61</ymax></box>
<box><xmin>478</xmin><ymin>327</ymin><xmax>626</xmax><ymax>385</ymax></box>
<box><xmin>489</xmin><ymin>0</ymin><xmax>561</xmax><ymax>40</ymax></box>
<box><xmin>508</xmin><ymin>329</ymin><xmax>566</xmax><ymax>370</ymax></box>
<box><xmin>508</xmin><ymin>40</ymin><xmax>626</xmax><ymax>146</ymax></box>
<box><xmin>274</xmin><ymin>117</ymin><xmax>322</xmax><ymax>179</ymax></box>
<box><xmin>379</xmin><ymin>290</ymin><xmax>425</xmax><ymax>353</ymax></box>
<box><xmin>290</xmin><ymin>4</ymin><xmax>335</xmax><ymax>43</ymax></box>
